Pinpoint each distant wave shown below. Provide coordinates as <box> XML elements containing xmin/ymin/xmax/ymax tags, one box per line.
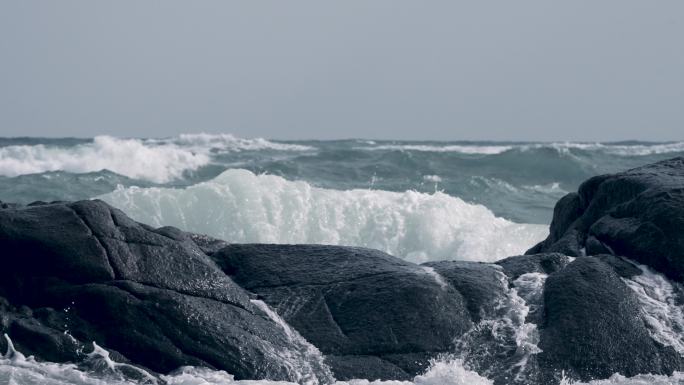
<box><xmin>147</xmin><ymin>133</ymin><xmax>315</xmax><ymax>152</ymax></box>
<box><xmin>522</xmin><ymin>141</ymin><xmax>684</xmax><ymax>156</ymax></box>
<box><xmin>100</xmin><ymin>169</ymin><xmax>547</xmax><ymax>263</ymax></box>
<box><xmin>357</xmin><ymin>141</ymin><xmax>684</xmax><ymax>156</ymax></box>
<box><xmin>357</xmin><ymin>144</ymin><xmax>513</xmax><ymax>154</ymax></box>
<box><xmin>0</xmin><ymin>134</ymin><xmax>314</xmax><ymax>183</ymax></box>
<box><xmin>0</xmin><ymin>136</ymin><xmax>209</xmax><ymax>183</ymax></box>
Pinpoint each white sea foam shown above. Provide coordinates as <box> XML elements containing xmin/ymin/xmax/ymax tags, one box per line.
<box><xmin>522</xmin><ymin>182</ymin><xmax>568</xmax><ymax>196</ymax></box>
<box><xmin>422</xmin><ymin>175</ymin><xmax>442</xmax><ymax>183</ymax></box>
<box><xmin>559</xmin><ymin>372</ymin><xmax>684</xmax><ymax>385</ymax></box>
<box><xmin>249</xmin><ymin>300</ymin><xmax>333</xmax><ymax>385</ymax></box>
<box><xmin>4</xmin><ymin>334</ymin><xmax>684</xmax><ymax>385</ymax></box>
<box><xmin>149</xmin><ymin>133</ymin><xmax>315</xmax><ymax>152</ymax></box>
<box><xmin>0</xmin><ymin>134</ymin><xmax>314</xmax><ymax>183</ymax></box>
<box><xmin>357</xmin><ymin>144</ymin><xmax>513</xmax><ymax>155</ymax></box>
<box><xmin>601</xmin><ymin>142</ymin><xmax>684</xmax><ymax>156</ymax></box>
<box><xmin>0</xmin><ymin>334</ymin><xmax>156</xmax><ymax>385</ymax></box>
<box><xmin>523</xmin><ymin>142</ymin><xmax>684</xmax><ymax>156</ymax></box>
<box><xmin>100</xmin><ymin>169</ymin><xmax>547</xmax><ymax>263</ymax></box>
<box><xmin>0</xmin><ymin>136</ymin><xmax>210</xmax><ymax>183</ymax></box>
<box><xmin>454</xmin><ymin>271</ymin><xmax>547</xmax><ymax>383</ymax></box>
<box><xmin>1</xmin><ymin>333</ymin><xmax>493</xmax><ymax>385</ymax></box>
<box><xmin>358</xmin><ymin>141</ymin><xmax>684</xmax><ymax>156</ymax></box>
<box><xmin>623</xmin><ymin>264</ymin><xmax>684</xmax><ymax>355</ymax></box>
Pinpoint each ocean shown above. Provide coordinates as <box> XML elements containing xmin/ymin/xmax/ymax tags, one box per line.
<box><xmin>2</xmin><ymin>134</ymin><xmax>684</xmax><ymax>385</ymax></box>
<box><xmin>1</xmin><ymin>134</ymin><xmax>683</xmax><ymax>263</ymax></box>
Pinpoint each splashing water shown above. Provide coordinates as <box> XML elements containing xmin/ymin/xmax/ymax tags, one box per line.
<box><xmin>453</xmin><ymin>271</ymin><xmax>547</xmax><ymax>384</ymax></box>
<box><xmin>99</xmin><ymin>169</ymin><xmax>547</xmax><ymax>263</ymax></box>
<box><xmin>1</xmin><ymin>333</ymin><xmax>492</xmax><ymax>385</ymax></box>
<box><xmin>622</xmin><ymin>264</ymin><xmax>684</xmax><ymax>355</ymax></box>
<box><xmin>250</xmin><ymin>300</ymin><xmax>334</xmax><ymax>385</ymax></box>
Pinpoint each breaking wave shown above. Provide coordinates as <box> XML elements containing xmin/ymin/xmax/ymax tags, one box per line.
<box><xmin>357</xmin><ymin>144</ymin><xmax>513</xmax><ymax>154</ymax></box>
<box><xmin>147</xmin><ymin>133</ymin><xmax>315</xmax><ymax>152</ymax></box>
<box><xmin>0</xmin><ymin>134</ymin><xmax>314</xmax><ymax>183</ymax></box>
<box><xmin>0</xmin><ymin>136</ymin><xmax>209</xmax><ymax>183</ymax></box>
<box><xmin>100</xmin><ymin>169</ymin><xmax>546</xmax><ymax>263</ymax></box>
<box><xmin>357</xmin><ymin>141</ymin><xmax>684</xmax><ymax>156</ymax></box>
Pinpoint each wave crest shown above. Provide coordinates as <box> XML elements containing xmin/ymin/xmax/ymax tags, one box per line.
<box><xmin>0</xmin><ymin>134</ymin><xmax>314</xmax><ymax>183</ymax></box>
<box><xmin>356</xmin><ymin>141</ymin><xmax>684</xmax><ymax>156</ymax></box>
<box><xmin>0</xmin><ymin>136</ymin><xmax>209</xmax><ymax>183</ymax></box>
<box><xmin>100</xmin><ymin>169</ymin><xmax>547</xmax><ymax>263</ymax></box>
<box><xmin>150</xmin><ymin>133</ymin><xmax>315</xmax><ymax>152</ymax></box>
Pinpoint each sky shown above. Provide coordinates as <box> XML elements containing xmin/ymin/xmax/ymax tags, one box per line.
<box><xmin>0</xmin><ymin>1</ymin><xmax>683</xmax><ymax>141</ymax></box>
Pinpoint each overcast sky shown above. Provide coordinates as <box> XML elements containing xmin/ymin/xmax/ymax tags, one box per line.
<box><xmin>1</xmin><ymin>1</ymin><xmax>683</xmax><ymax>141</ymax></box>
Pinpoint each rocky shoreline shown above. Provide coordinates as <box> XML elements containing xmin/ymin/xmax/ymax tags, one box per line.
<box><xmin>2</xmin><ymin>157</ymin><xmax>684</xmax><ymax>384</ymax></box>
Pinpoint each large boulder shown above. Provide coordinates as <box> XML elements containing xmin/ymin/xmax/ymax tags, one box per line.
<box><xmin>536</xmin><ymin>256</ymin><xmax>681</xmax><ymax>383</ymax></box>
<box><xmin>211</xmin><ymin>244</ymin><xmax>476</xmax><ymax>380</ymax></box>
<box><xmin>527</xmin><ymin>157</ymin><xmax>684</xmax><ymax>281</ymax></box>
<box><xmin>0</xmin><ymin>200</ymin><xmax>332</xmax><ymax>383</ymax></box>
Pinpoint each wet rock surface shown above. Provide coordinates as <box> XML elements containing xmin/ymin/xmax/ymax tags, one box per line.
<box><xmin>536</xmin><ymin>256</ymin><xmax>681</xmax><ymax>383</ymax></box>
<box><xmin>0</xmin><ymin>200</ymin><xmax>330</xmax><ymax>383</ymax></box>
<box><xmin>212</xmin><ymin>244</ymin><xmax>475</xmax><ymax>380</ymax></box>
<box><xmin>528</xmin><ymin>157</ymin><xmax>684</xmax><ymax>281</ymax></box>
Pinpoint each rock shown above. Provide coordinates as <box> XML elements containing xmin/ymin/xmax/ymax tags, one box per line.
<box><xmin>421</xmin><ymin>261</ymin><xmax>506</xmax><ymax>322</ymax></box>
<box><xmin>211</xmin><ymin>244</ymin><xmax>473</xmax><ymax>380</ymax></box>
<box><xmin>0</xmin><ymin>200</ymin><xmax>331</xmax><ymax>383</ymax></box>
<box><xmin>496</xmin><ymin>253</ymin><xmax>573</xmax><ymax>280</ymax></box>
<box><xmin>536</xmin><ymin>256</ymin><xmax>681</xmax><ymax>383</ymax></box>
<box><xmin>528</xmin><ymin>157</ymin><xmax>684</xmax><ymax>281</ymax></box>
<box><xmin>188</xmin><ymin>233</ymin><xmax>230</xmax><ymax>255</ymax></box>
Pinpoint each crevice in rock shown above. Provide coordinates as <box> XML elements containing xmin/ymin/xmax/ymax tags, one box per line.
<box><xmin>67</xmin><ymin>206</ymin><xmax>120</xmax><ymax>280</ymax></box>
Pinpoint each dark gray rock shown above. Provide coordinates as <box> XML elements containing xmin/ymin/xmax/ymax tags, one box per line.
<box><xmin>324</xmin><ymin>355</ymin><xmax>411</xmax><ymax>381</ymax></box>
<box><xmin>537</xmin><ymin>256</ymin><xmax>681</xmax><ymax>383</ymax></box>
<box><xmin>0</xmin><ymin>200</ymin><xmax>331</xmax><ymax>383</ymax></box>
<box><xmin>527</xmin><ymin>157</ymin><xmax>684</xmax><ymax>282</ymax></box>
<box><xmin>211</xmin><ymin>244</ymin><xmax>473</xmax><ymax>380</ymax></box>
<box><xmin>421</xmin><ymin>261</ymin><xmax>506</xmax><ymax>321</ymax></box>
<box><xmin>496</xmin><ymin>253</ymin><xmax>573</xmax><ymax>280</ymax></box>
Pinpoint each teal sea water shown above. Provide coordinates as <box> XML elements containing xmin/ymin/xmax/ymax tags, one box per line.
<box><xmin>1</xmin><ymin>134</ymin><xmax>682</xmax><ymax>224</ymax></box>
<box><xmin>2</xmin><ymin>134</ymin><xmax>683</xmax><ymax>263</ymax></box>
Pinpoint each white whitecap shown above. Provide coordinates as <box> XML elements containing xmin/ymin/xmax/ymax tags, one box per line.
<box><xmin>521</xmin><ymin>142</ymin><xmax>684</xmax><ymax>156</ymax></box>
<box><xmin>150</xmin><ymin>133</ymin><xmax>315</xmax><ymax>152</ymax></box>
<box><xmin>422</xmin><ymin>175</ymin><xmax>442</xmax><ymax>183</ymax></box>
<box><xmin>0</xmin><ymin>134</ymin><xmax>315</xmax><ymax>183</ymax></box>
<box><xmin>99</xmin><ymin>169</ymin><xmax>547</xmax><ymax>263</ymax></box>
<box><xmin>357</xmin><ymin>144</ymin><xmax>513</xmax><ymax>155</ymax></box>
<box><xmin>0</xmin><ymin>136</ymin><xmax>210</xmax><ymax>183</ymax></box>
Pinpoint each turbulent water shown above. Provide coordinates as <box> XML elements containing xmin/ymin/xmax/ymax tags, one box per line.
<box><xmin>2</xmin><ymin>134</ymin><xmax>683</xmax><ymax>261</ymax></box>
<box><xmin>2</xmin><ymin>134</ymin><xmax>684</xmax><ymax>384</ymax></box>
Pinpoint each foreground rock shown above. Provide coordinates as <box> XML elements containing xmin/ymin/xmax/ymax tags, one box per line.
<box><xmin>212</xmin><ymin>244</ymin><xmax>477</xmax><ymax>380</ymax></box>
<box><xmin>528</xmin><ymin>157</ymin><xmax>684</xmax><ymax>281</ymax></box>
<box><xmin>0</xmin><ymin>200</ymin><xmax>331</xmax><ymax>383</ymax></box>
<box><xmin>537</xmin><ymin>256</ymin><xmax>680</xmax><ymax>383</ymax></box>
